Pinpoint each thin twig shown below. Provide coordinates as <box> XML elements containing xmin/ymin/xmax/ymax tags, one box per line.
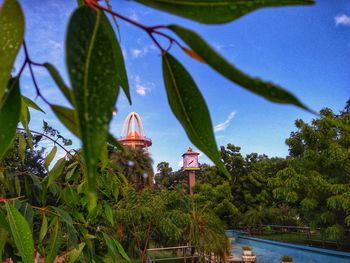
<box><xmin>22</xmin><ymin>41</ymin><xmax>51</xmax><ymax>106</ymax></box>
<box><xmin>92</xmin><ymin>3</ymin><xmax>185</xmax><ymax>52</ymax></box>
<box><xmin>16</xmin><ymin>127</ymin><xmax>75</xmax><ymax>157</ymax></box>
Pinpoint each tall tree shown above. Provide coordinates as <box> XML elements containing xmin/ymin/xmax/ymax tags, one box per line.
<box><xmin>270</xmin><ymin>101</ymin><xmax>350</xmax><ymax>239</ymax></box>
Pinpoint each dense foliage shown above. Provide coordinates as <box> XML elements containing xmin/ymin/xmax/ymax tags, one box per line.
<box><xmin>270</xmin><ymin>101</ymin><xmax>350</xmax><ymax>239</ymax></box>
<box><xmin>155</xmin><ymin>101</ymin><xmax>350</xmax><ymax>240</ymax></box>
<box><xmin>1</xmin><ymin>0</ymin><xmax>337</xmax><ymax>261</ymax></box>
<box><xmin>0</xmin><ymin>127</ymin><xmax>229</xmax><ymax>262</ymax></box>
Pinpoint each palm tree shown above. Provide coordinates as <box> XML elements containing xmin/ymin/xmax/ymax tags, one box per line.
<box><xmin>185</xmin><ymin>202</ymin><xmax>230</xmax><ymax>261</ymax></box>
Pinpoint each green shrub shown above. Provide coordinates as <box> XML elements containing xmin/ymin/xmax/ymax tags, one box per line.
<box><xmin>281</xmin><ymin>255</ymin><xmax>293</xmax><ymax>262</ymax></box>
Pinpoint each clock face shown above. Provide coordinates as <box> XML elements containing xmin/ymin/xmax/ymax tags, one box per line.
<box><xmin>184</xmin><ymin>156</ymin><xmax>198</xmax><ymax>168</ymax></box>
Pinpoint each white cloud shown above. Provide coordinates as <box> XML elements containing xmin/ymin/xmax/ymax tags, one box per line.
<box><xmin>131</xmin><ymin>45</ymin><xmax>156</xmax><ymax>58</ymax></box>
<box><xmin>136</xmin><ymin>84</ymin><xmax>150</xmax><ymax>96</ymax></box>
<box><xmin>213</xmin><ymin>42</ymin><xmax>235</xmax><ymax>51</ymax></box>
<box><xmin>132</xmin><ymin>48</ymin><xmax>143</xmax><ymax>58</ymax></box>
<box><xmin>178</xmin><ymin>159</ymin><xmax>183</xmax><ymax>168</ymax></box>
<box><xmin>335</xmin><ymin>14</ymin><xmax>350</xmax><ymax>26</ymax></box>
<box><xmin>134</xmin><ymin>75</ymin><xmax>153</xmax><ymax>96</ymax></box>
<box><xmin>214</xmin><ymin>111</ymin><xmax>236</xmax><ymax>132</ymax></box>
<box><xmin>128</xmin><ymin>9</ymin><xmax>139</xmax><ymax>21</ymax></box>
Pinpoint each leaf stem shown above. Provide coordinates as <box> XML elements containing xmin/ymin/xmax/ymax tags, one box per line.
<box><xmin>22</xmin><ymin>41</ymin><xmax>51</xmax><ymax>106</ymax></box>
<box><xmin>92</xmin><ymin>3</ymin><xmax>184</xmax><ymax>52</ymax></box>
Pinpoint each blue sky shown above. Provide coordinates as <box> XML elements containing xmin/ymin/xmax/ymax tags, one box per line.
<box><xmin>7</xmin><ymin>0</ymin><xmax>350</xmax><ymax>170</ymax></box>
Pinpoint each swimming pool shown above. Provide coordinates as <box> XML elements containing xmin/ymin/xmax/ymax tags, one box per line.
<box><xmin>228</xmin><ymin>231</ymin><xmax>350</xmax><ymax>263</ymax></box>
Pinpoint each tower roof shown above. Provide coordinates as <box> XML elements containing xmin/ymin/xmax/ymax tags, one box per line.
<box><xmin>119</xmin><ymin>112</ymin><xmax>152</xmax><ymax>149</ymax></box>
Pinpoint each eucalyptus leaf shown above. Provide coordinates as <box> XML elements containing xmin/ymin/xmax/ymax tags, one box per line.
<box><xmin>39</xmin><ymin>213</ymin><xmax>48</xmax><ymax>243</ymax></box>
<box><xmin>113</xmin><ymin>238</ymin><xmax>131</xmax><ymax>262</ymax></box>
<box><xmin>52</xmin><ymin>207</ymin><xmax>74</xmax><ymax>228</ymax></box>
<box><xmin>14</xmin><ymin>175</ymin><xmax>21</xmax><ymax>196</ymax></box>
<box><xmin>107</xmin><ymin>133</ymin><xmax>125</xmax><ymax>152</ymax></box>
<box><xmin>0</xmin><ymin>0</ymin><xmax>25</xmax><ymax>101</ymax></box>
<box><xmin>44</xmin><ymin>145</ymin><xmax>57</xmax><ymax>169</ymax></box>
<box><xmin>44</xmin><ymin>63</ymin><xmax>74</xmax><ymax>106</ymax></box>
<box><xmin>162</xmin><ymin>52</ymin><xmax>230</xmax><ymax>178</ymax></box>
<box><xmin>19</xmin><ymin>100</ymin><xmax>34</xmax><ymax>150</ymax></box>
<box><xmin>104</xmin><ymin>203</ymin><xmax>114</xmax><ymax>226</ymax></box>
<box><xmin>68</xmin><ymin>242</ymin><xmax>85</xmax><ymax>263</ymax></box>
<box><xmin>76</xmin><ymin>0</ymin><xmax>85</xmax><ymax>7</ymax></box>
<box><xmin>66</xmin><ymin>162</ymin><xmax>79</xmax><ymax>180</ymax></box>
<box><xmin>0</xmin><ymin>228</ymin><xmax>9</xmax><ymax>261</ymax></box>
<box><xmin>5</xmin><ymin>202</ymin><xmax>34</xmax><ymax>263</ymax></box>
<box><xmin>0</xmin><ymin>210</ymin><xmax>10</xmax><ymax>232</ymax></box>
<box><xmin>51</xmin><ymin>105</ymin><xmax>80</xmax><ymax>137</ymax></box>
<box><xmin>51</xmin><ymin>104</ymin><xmax>121</xmax><ymax>157</ymax></box>
<box><xmin>47</xmin><ymin>157</ymin><xmax>66</xmax><ymax>186</ymax></box>
<box><xmin>20</xmin><ymin>101</ymin><xmax>30</xmax><ymax>129</ymax></box>
<box><xmin>22</xmin><ymin>96</ymin><xmax>45</xmax><ymax>113</ymax></box>
<box><xmin>46</xmin><ymin>219</ymin><xmax>61</xmax><ymax>263</ymax></box>
<box><xmin>168</xmin><ymin>25</ymin><xmax>313</xmax><ymax>112</ymax></box>
<box><xmin>0</xmin><ymin>77</ymin><xmax>21</xmax><ymax>160</ymax></box>
<box><xmin>66</xmin><ymin>7</ymin><xmax>125</xmax><ymax>197</ymax></box>
<box><xmin>102</xmin><ymin>232</ymin><xmax>119</xmax><ymax>262</ymax></box>
<box><xmin>18</xmin><ymin>132</ymin><xmax>26</xmax><ymax>163</ymax></box>
<box><xmin>20</xmin><ymin>203</ymin><xmax>34</xmax><ymax>226</ymax></box>
<box><xmin>134</xmin><ymin>0</ymin><xmax>314</xmax><ymax>24</ymax></box>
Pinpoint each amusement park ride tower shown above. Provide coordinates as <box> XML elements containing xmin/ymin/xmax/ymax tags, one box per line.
<box><xmin>118</xmin><ymin>112</ymin><xmax>152</xmax><ymax>152</ymax></box>
<box><xmin>182</xmin><ymin>147</ymin><xmax>200</xmax><ymax>195</ymax></box>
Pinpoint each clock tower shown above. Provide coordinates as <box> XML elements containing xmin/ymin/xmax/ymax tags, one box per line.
<box><xmin>182</xmin><ymin>147</ymin><xmax>200</xmax><ymax>195</ymax></box>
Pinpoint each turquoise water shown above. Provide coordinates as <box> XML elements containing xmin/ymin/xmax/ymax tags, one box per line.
<box><xmin>229</xmin><ymin>232</ymin><xmax>350</xmax><ymax>263</ymax></box>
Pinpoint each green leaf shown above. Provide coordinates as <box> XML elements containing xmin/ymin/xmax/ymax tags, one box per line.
<box><xmin>102</xmin><ymin>232</ymin><xmax>119</xmax><ymax>262</ymax></box>
<box><xmin>134</xmin><ymin>0</ymin><xmax>314</xmax><ymax>24</ymax></box>
<box><xmin>22</xmin><ymin>96</ymin><xmax>45</xmax><ymax>113</ymax></box>
<box><xmin>44</xmin><ymin>145</ymin><xmax>57</xmax><ymax>169</ymax></box>
<box><xmin>168</xmin><ymin>25</ymin><xmax>313</xmax><ymax>112</ymax></box>
<box><xmin>22</xmin><ymin>96</ymin><xmax>44</xmax><ymax>113</ymax></box>
<box><xmin>51</xmin><ymin>105</ymin><xmax>120</xmax><ymax>158</ymax></box>
<box><xmin>0</xmin><ymin>0</ymin><xmax>25</xmax><ymax>101</ymax></box>
<box><xmin>39</xmin><ymin>213</ymin><xmax>48</xmax><ymax>243</ymax></box>
<box><xmin>76</xmin><ymin>0</ymin><xmax>85</xmax><ymax>7</ymax></box>
<box><xmin>66</xmin><ymin>162</ymin><xmax>79</xmax><ymax>180</ymax></box>
<box><xmin>51</xmin><ymin>105</ymin><xmax>81</xmax><ymax>137</ymax></box>
<box><xmin>162</xmin><ymin>53</ymin><xmax>229</xmax><ymax>178</ymax></box>
<box><xmin>66</xmin><ymin>7</ymin><xmax>124</xmax><ymax>193</ymax></box>
<box><xmin>0</xmin><ymin>228</ymin><xmax>9</xmax><ymax>261</ymax></box>
<box><xmin>18</xmin><ymin>132</ymin><xmax>26</xmax><ymax>163</ymax></box>
<box><xmin>5</xmin><ymin>202</ymin><xmax>34</xmax><ymax>263</ymax></box>
<box><xmin>52</xmin><ymin>207</ymin><xmax>74</xmax><ymax>228</ymax></box>
<box><xmin>47</xmin><ymin>157</ymin><xmax>66</xmax><ymax>186</ymax></box>
<box><xmin>46</xmin><ymin>219</ymin><xmax>61</xmax><ymax>263</ymax></box>
<box><xmin>44</xmin><ymin>63</ymin><xmax>74</xmax><ymax>106</ymax></box>
<box><xmin>19</xmin><ymin>100</ymin><xmax>34</xmax><ymax>150</ymax></box>
<box><xmin>20</xmin><ymin>203</ymin><xmax>34</xmax><ymax>226</ymax></box>
<box><xmin>113</xmin><ymin>238</ymin><xmax>131</xmax><ymax>262</ymax></box>
<box><xmin>0</xmin><ymin>77</ymin><xmax>21</xmax><ymax>160</ymax></box>
<box><xmin>107</xmin><ymin>133</ymin><xmax>125</xmax><ymax>152</ymax></box>
<box><xmin>100</xmin><ymin>143</ymin><xmax>109</xmax><ymax>170</ymax></box>
<box><xmin>20</xmin><ymin>101</ymin><xmax>30</xmax><ymax>129</ymax></box>
<box><xmin>104</xmin><ymin>203</ymin><xmax>114</xmax><ymax>226</ymax></box>
<box><xmin>68</xmin><ymin>242</ymin><xmax>85</xmax><ymax>263</ymax></box>
<box><xmin>0</xmin><ymin>210</ymin><xmax>10</xmax><ymax>232</ymax></box>
<box><xmin>14</xmin><ymin>175</ymin><xmax>21</xmax><ymax>196</ymax></box>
